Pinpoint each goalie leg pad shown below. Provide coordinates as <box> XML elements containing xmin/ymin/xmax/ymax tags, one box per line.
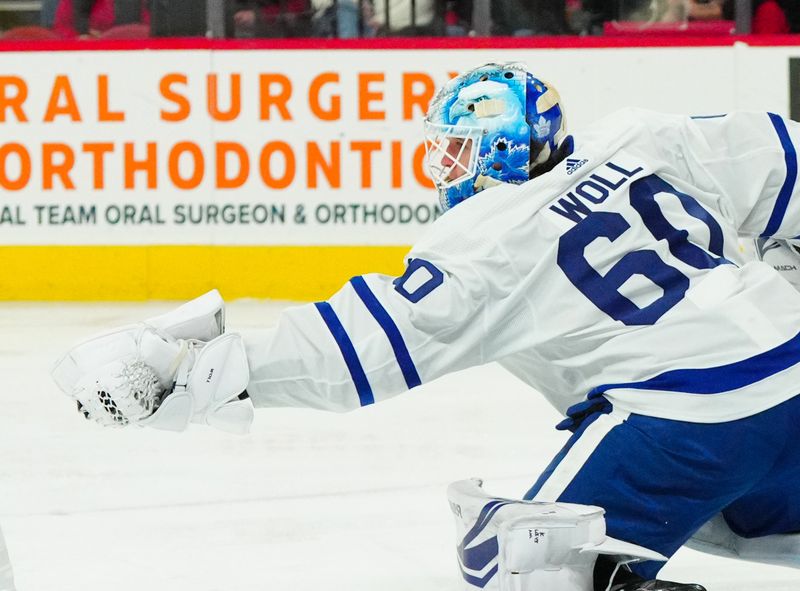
<box><xmin>0</xmin><ymin>525</ymin><xmax>16</xmax><ymax>591</ymax></box>
<box><xmin>448</xmin><ymin>479</ymin><xmax>665</xmax><ymax>591</ymax></box>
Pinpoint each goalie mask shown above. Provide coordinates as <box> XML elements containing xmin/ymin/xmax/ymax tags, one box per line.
<box><xmin>424</xmin><ymin>62</ymin><xmax>567</xmax><ymax>211</ymax></box>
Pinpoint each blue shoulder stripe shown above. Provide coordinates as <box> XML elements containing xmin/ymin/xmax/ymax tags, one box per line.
<box><xmin>587</xmin><ymin>328</ymin><xmax>800</xmax><ymax>399</ymax></box>
<box><xmin>350</xmin><ymin>275</ymin><xmax>422</xmax><ymax>389</ymax></box>
<box><xmin>761</xmin><ymin>113</ymin><xmax>798</xmax><ymax>237</ymax></box>
<box><xmin>314</xmin><ymin>301</ymin><xmax>374</xmax><ymax>407</ymax></box>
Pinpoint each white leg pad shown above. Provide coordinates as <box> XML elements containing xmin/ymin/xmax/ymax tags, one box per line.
<box><xmin>448</xmin><ymin>479</ymin><xmax>666</xmax><ymax>591</ymax></box>
<box><xmin>687</xmin><ymin>513</ymin><xmax>800</xmax><ymax>569</ymax></box>
<box><xmin>0</xmin><ymin>525</ymin><xmax>16</xmax><ymax>591</ymax></box>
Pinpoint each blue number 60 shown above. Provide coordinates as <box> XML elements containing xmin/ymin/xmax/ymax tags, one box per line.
<box><xmin>558</xmin><ymin>211</ymin><xmax>690</xmax><ymax>326</ymax></box>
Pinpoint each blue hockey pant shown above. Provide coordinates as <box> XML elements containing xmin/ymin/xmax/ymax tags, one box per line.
<box><xmin>524</xmin><ymin>394</ymin><xmax>800</xmax><ymax>579</ymax></box>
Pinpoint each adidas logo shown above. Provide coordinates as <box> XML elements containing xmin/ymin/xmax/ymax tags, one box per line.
<box><xmin>566</xmin><ymin>157</ymin><xmax>588</xmax><ymax>175</ymax></box>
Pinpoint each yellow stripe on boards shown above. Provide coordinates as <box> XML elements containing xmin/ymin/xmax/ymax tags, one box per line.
<box><xmin>0</xmin><ymin>246</ymin><xmax>410</xmax><ymax>301</ymax></box>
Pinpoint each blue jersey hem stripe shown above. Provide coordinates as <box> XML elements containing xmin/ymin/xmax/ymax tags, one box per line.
<box><xmin>761</xmin><ymin>113</ymin><xmax>798</xmax><ymax>237</ymax></box>
<box><xmin>350</xmin><ymin>275</ymin><xmax>422</xmax><ymax>389</ymax></box>
<box><xmin>314</xmin><ymin>301</ymin><xmax>375</xmax><ymax>407</ymax></box>
<box><xmin>587</xmin><ymin>329</ymin><xmax>800</xmax><ymax>399</ymax></box>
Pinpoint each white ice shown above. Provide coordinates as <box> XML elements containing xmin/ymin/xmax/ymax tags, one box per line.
<box><xmin>2</xmin><ymin>299</ymin><xmax>799</xmax><ymax>591</ymax></box>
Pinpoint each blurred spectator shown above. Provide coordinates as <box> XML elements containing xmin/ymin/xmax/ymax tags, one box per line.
<box><xmin>114</xmin><ymin>0</ymin><xmax>145</xmax><ymax>25</ymax></box>
<box><xmin>150</xmin><ymin>0</ymin><xmax>205</xmax><ymax>36</ymax></box>
<box><xmin>372</xmin><ymin>0</ymin><xmax>436</xmax><ymax>35</ymax></box>
<box><xmin>492</xmin><ymin>0</ymin><xmax>567</xmax><ymax>34</ymax></box>
<box><xmin>616</xmin><ymin>0</ymin><xmax>656</xmax><ymax>21</ymax></box>
<box><xmin>444</xmin><ymin>0</ymin><xmax>471</xmax><ymax>36</ymax></box>
<box><xmin>2</xmin><ymin>25</ymin><xmax>60</xmax><ymax>39</ymax></box>
<box><xmin>53</xmin><ymin>0</ymin><xmax>147</xmax><ymax>38</ymax></box>
<box><xmin>230</xmin><ymin>0</ymin><xmax>313</xmax><ymax>37</ymax></box>
<box><xmin>54</xmin><ymin>0</ymin><xmax>112</xmax><ymax>37</ymax></box>
<box><xmin>311</xmin><ymin>0</ymin><xmax>378</xmax><ymax>38</ymax></box>
<box><xmin>41</xmin><ymin>0</ymin><xmax>59</xmax><ymax>27</ymax></box>
<box><xmin>660</xmin><ymin>0</ymin><xmax>732</xmax><ymax>22</ymax></box>
<box><xmin>752</xmin><ymin>0</ymin><xmax>800</xmax><ymax>32</ymax></box>
<box><xmin>578</xmin><ymin>0</ymin><xmax>615</xmax><ymax>34</ymax></box>
<box><xmin>753</xmin><ymin>0</ymin><xmax>789</xmax><ymax>32</ymax></box>
<box><xmin>784</xmin><ymin>0</ymin><xmax>800</xmax><ymax>31</ymax></box>
<box><xmin>565</xmin><ymin>0</ymin><xmax>590</xmax><ymax>33</ymax></box>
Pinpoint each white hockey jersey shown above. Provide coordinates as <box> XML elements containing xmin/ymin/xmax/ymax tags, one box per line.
<box><xmin>245</xmin><ymin>109</ymin><xmax>800</xmax><ymax>425</ymax></box>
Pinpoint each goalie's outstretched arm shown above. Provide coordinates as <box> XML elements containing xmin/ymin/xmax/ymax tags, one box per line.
<box><xmin>53</xmin><ymin>219</ymin><xmax>532</xmax><ymax>429</ymax></box>
<box><xmin>244</xmin><ymin>245</ymin><xmax>524</xmax><ymax>412</ymax></box>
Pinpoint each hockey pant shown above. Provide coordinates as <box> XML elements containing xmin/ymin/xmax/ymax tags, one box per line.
<box><xmin>524</xmin><ymin>393</ymin><xmax>800</xmax><ymax>579</ymax></box>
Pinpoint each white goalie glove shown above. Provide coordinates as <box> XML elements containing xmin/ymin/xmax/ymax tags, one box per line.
<box><xmin>51</xmin><ymin>290</ymin><xmax>254</xmax><ymax>434</ymax></box>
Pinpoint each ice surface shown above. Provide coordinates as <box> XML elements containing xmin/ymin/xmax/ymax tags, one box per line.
<box><xmin>1</xmin><ymin>300</ymin><xmax>798</xmax><ymax>591</ymax></box>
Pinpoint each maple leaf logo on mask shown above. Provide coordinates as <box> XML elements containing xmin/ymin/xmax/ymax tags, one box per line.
<box><xmin>533</xmin><ymin>115</ymin><xmax>551</xmax><ymax>139</ymax></box>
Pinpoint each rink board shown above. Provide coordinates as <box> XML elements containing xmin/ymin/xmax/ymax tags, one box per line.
<box><xmin>0</xmin><ymin>245</ymin><xmax>407</xmax><ymax>301</ymax></box>
<box><xmin>0</xmin><ymin>37</ymin><xmax>798</xmax><ymax>300</ymax></box>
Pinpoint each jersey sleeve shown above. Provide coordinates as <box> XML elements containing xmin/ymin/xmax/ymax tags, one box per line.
<box><xmin>681</xmin><ymin>111</ymin><xmax>800</xmax><ymax>239</ymax></box>
<box><xmin>243</xmin><ymin>202</ymin><xmax>535</xmax><ymax>412</ymax></box>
